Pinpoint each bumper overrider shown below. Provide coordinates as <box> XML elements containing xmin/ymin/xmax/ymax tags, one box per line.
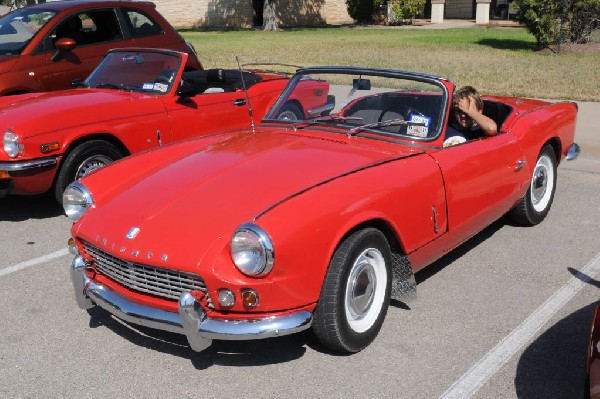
<box><xmin>70</xmin><ymin>255</ymin><xmax>313</xmax><ymax>352</ymax></box>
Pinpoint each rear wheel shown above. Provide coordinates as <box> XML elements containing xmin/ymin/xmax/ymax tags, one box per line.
<box><xmin>277</xmin><ymin>102</ymin><xmax>303</xmax><ymax>121</ymax></box>
<box><xmin>312</xmin><ymin>228</ymin><xmax>392</xmax><ymax>353</ymax></box>
<box><xmin>508</xmin><ymin>144</ymin><xmax>557</xmax><ymax>226</ymax></box>
<box><xmin>54</xmin><ymin>140</ymin><xmax>123</xmax><ymax>203</ymax></box>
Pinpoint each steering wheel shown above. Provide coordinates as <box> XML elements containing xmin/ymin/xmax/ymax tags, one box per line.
<box><xmin>378</xmin><ymin>105</ymin><xmax>425</xmax><ymax>123</ymax></box>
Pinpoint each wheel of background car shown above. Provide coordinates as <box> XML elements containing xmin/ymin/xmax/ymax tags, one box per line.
<box><xmin>378</xmin><ymin>105</ymin><xmax>424</xmax><ymax>123</ymax></box>
<box><xmin>276</xmin><ymin>102</ymin><xmax>303</xmax><ymax>121</ymax></box>
<box><xmin>508</xmin><ymin>144</ymin><xmax>557</xmax><ymax>226</ymax></box>
<box><xmin>54</xmin><ymin>140</ymin><xmax>124</xmax><ymax>203</ymax></box>
<box><xmin>312</xmin><ymin>227</ymin><xmax>392</xmax><ymax>353</ymax></box>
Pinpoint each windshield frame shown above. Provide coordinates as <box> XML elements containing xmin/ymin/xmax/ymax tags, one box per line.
<box><xmin>84</xmin><ymin>49</ymin><xmax>184</xmax><ymax>95</ymax></box>
<box><xmin>263</xmin><ymin>66</ymin><xmax>451</xmax><ymax>143</ymax></box>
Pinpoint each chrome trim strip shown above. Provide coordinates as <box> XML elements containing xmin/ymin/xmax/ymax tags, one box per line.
<box><xmin>70</xmin><ymin>256</ymin><xmax>313</xmax><ymax>352</ymax></box>
<box><xmin>0</xmin><ymin>157</ymin><xmax>58</xmax><ymax>171</ymax></box>
<box><xmin>566</xmin><ymin>143</ymin><xmax>580</xmax><ymax>161</ymax></box>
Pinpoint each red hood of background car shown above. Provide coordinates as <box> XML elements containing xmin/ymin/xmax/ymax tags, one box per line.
<box><xmin>75</xmin><ymin>127</ymin><xmax>420</xmax><ymax>272</ymax></box>
<box><xmin>0</xmin><ymin>89</ymin><xmax>166</xmax><ymax>137</ymax></box>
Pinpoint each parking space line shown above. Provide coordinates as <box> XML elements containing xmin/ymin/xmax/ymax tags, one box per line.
<box><xmin>0</xmin><ymin>249</ymin><xmax>69</xmax><ymax>278</ymax></box>
<box><xmin>440</xmin><ymin>251</ymin><xmax>600</xmax><ymax>399</ymax></box>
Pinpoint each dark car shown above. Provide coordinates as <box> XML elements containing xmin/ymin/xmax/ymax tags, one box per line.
<box><xmin>0</xmin><ymin>0</ymin><xmax>202</xmax><ymax>96</ymax></box>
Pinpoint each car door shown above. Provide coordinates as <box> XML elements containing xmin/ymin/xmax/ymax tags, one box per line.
<box><xmin>430</xmin><ymin>132</ymin><xmax>528</xmax><ymax>251</ymax></box>
<box><xmin>36</xmin><ymin>8</ymin><xmax>135</xmax><ymax>91</ymax></box>
<box><xmin>162</xmin><ymin>91</ymin><xmax>256</xmax><ymax>142</ymax></box>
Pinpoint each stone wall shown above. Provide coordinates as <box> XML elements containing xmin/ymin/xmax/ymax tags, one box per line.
<box><xmin>152</xmin><ymin>0</ymin><xmax>352</xmax><ymax>28</ymax></box>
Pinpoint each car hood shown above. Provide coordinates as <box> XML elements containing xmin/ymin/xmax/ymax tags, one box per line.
<box><xmin>0</xmin><ymin>89</ymin><xmax>165</xmax><ymax>137</ymax></box>
<box><xmin>76</xmin><ymin>128</ymin><xmax>420</xmax><ymax>271</ymax></box>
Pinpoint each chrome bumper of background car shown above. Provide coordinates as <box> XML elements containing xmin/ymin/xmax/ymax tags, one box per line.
<box><xmin>71</xmin><ymin>255</ymin><xmax>313</xmax><ymax>352</ymax></box>
<box><xmin>566</xmin><ymin>143</ymin><xmax>580</xmax><ymax>161</ymax></box>
<box><xmin>0</xmin><ymin>157</ymin><xmax>58</xmax><ymax>171</ymax></box>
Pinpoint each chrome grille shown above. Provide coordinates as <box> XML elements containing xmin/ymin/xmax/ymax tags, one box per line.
<box><xmin>82</xmin><ymin>241</ymin><xmax>209</xmax><ymax>303</ymax></box>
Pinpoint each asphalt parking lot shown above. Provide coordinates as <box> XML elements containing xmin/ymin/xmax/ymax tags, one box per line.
<box><xmin>1</xmin><ymin>102</ymin><xmax>598</xmax><ymax>398</ymax></box>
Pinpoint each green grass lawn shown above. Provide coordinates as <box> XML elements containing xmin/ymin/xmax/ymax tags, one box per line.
<box><xmin>182</xmin><ymin>27</ymin><xmax>600</xmax><ymax>102</ymax></box>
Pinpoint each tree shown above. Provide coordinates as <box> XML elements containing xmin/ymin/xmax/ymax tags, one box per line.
<box><xmin>262</xmin><ymin>0</ymin><xmax>279</xmax><ymax>30</ymax></box>
<box><xmin>515</xmin><ymin>0</ymin><xmax>600</xmax><ymax>48</ymax></box>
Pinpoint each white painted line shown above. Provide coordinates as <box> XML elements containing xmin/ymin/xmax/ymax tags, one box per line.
<box><xmin>0</xmin><ymin>248</ymin><xmax>69</xmax><ymax>278</ymax></box>
<box><xmin>440</xmin><ymin>252</ymin><xmax>600</xmax><ymax>399</ymax></box>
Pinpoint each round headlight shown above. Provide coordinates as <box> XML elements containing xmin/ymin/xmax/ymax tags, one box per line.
<box><xmin>230</xmin><ymin>223</ymin><xmax>274</xmax><ymax>277</ymax></box>
<box><xmin>63</xmin><ymin>182</ymin><xmax>94</xmax><ymax>221</ymax></box>
<box><xmin>3</xmin><ymin>130</ymin><xmax>20</xmax><ymax>158</ymax></box>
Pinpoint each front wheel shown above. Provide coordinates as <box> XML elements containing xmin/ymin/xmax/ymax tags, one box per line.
<box><xmin>508</xmin><ymin>144</ymin><xmax>557</xmax><ymax>226</ymax></box>
<box><xmin>54</xmin><ymin>140</ymin><xmax>124</xmax><ymax>203</ymax></box>
<box><xmin>312</xmin><ymin>228</ymin><xmax>392</xmax><ymax>353</ymax></box>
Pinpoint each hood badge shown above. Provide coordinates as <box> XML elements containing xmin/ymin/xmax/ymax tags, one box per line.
<box><xmin>126</xmin><ymin>227</ymin><xmax>140</xmax><ymax>240</ymax></box>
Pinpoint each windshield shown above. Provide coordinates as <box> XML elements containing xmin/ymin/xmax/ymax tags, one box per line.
<box><xmin>265</xmin><ymin>69</ymin><xmax>447</xmax><ymax>140</ymax></box>
<box><xmin>0</xmin><ymin>8</ymin><xmax>56</xmax><ymax>55</ymax></box>
<box><xmin>85</xmin><ymin>50</ymin><xmax>182</xmax><ymax>94</ymax></box>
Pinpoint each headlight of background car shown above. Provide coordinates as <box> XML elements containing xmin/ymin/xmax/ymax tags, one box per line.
<box><xmin>230</xmin><ymin>223</ymin><xmax>274</xmax><ymax>277</ymax></box>
<box><xmin>63</xmin><ymin>182</ymin><xmax>94</xmax><ymax>221</ymax></box>
<box><xmin>3</xmin><ymin>130</ymin><xmax>21</xmax><ymax>158</ymax></box>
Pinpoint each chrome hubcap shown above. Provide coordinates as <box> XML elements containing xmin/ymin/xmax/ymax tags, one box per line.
<box><xmin>344</xmin><ymin>247</ymin><xmax>387</xmax><ymax>333</ymax></box>
<box><xmin>532</xmin><ymin>167</ymin><xmax>547</xmax><ymax>203</ymax></box>
<box><xmin>348</xmin><ymin>262</ymin><xmax>376</xmax><ymax>319</ymax></box>
<box><xmin>278</xmin><ymin>110</ymin><xmax>298</xmax><ymax>121</ymax></box>
<box><xmin>75</xmin><ymin>155</ymin><xmax>113</xmax><ymax>180</ymax></box>
<box><xmin>530</xmin><ymin>155</ymin><xmax>554</xmax><ymax>212</ymax></box>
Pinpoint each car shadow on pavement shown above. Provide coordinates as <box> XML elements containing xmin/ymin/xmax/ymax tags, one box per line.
<box><xmin>0</xmin><ymin>194</ymin><xmax>63</xmax><ymax>221</ymax></box>
<box><xmin>86</xmin><ymin>307</ymin><xmax>308</xmax><ymax>369</ymax></box>
<box><xmin>414</xmin><ymin>219</ymin><xmax>506</xmax><ymax>285</ymax></box>
<box><xmin>515</xmin><ymin>301</ymin><xmax>597</xmax><ymax>398</ymax></box>
<box><xmin>515</xmin><ymin>269</ymin><xmax>600</xmax><ymax>397</ymax></box>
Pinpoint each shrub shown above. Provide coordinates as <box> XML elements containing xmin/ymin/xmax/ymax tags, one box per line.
<box><xmin>514</xmin><ymin>0</ymin><xmax>561</xmax><ymax>48</ymax></box>
<box><xmin>388</xmin><ymin>0</ymin><xmax>426</xmax><ymax>24</ymax></box>
<box><xmin>569</xmin><ymin>0</ymin><xmax>600</xmax><ymax>43</ymax></box>
<box><xmin>346</xmin><ymin>0</ymin><xmax>379</xmax><ymax>23</ymax></box>
<box><xmin>515</xmin><ymin>0</ymin><xmax>600</xmax><ymax>47</ymax></box>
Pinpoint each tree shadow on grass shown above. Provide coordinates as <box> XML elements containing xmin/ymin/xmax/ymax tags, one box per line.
<box><xmin>477</xmin><ymin>38</ymin><xmax>537</xmax><ymax>52</ymax></box>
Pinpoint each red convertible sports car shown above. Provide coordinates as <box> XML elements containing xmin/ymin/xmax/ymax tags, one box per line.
<box><xmin>0</xmin><ymin>48</ymin><xmax>326</xmax><ymax>202</ymax></box>
<box><xmin>65</xmin><ymin>67</ymin><xmax>580</xmax><ymax>354</ymax></box>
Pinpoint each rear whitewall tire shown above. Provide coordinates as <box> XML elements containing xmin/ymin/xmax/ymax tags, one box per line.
<box><xmin>508</xmin><ymin>144</ymin><xmax>557</xmax><ymax>226</ymax></box>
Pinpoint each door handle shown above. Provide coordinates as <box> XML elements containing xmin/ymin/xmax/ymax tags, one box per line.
<box><xmin>233</xmin><ymin>99</ymin><xmax>246</xmax><ymax>106</ymax></box>
<box><xmin>514</xmin><ymin>160</ymin><xmax>526</xmax><ymax>170</ymax></box>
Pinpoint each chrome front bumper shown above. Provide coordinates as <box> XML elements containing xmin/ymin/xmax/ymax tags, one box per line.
<box><xmin>71</xmin><ymin>255</ymin><xmax>313</xmax><ymax>352</ymax></box>
<box><xmin>0</xmin><ymin>157</ymin><xmax>58</xmax><ymax>171</ymax></box>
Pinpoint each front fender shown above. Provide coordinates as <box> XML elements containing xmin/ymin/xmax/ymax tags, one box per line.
<box><xmin>254</xmin><ymin>153</ymin><xmax>446</xmax><ymax>309</ymax></box>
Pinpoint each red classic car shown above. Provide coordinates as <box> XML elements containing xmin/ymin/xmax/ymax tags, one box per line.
<box><xmin>0</xmin><ymin>0</ymin><xmax>202</xmax><ymax>96</ymax></box>
<box><xmin>65</xmin><ymin>67</ymin><xmax>580</xmax><ymax>354</ymax></box>
<box><xmin>0</xmin><ymin>48</ymin><xmax>326</xmax><ymax>202</ymax></box>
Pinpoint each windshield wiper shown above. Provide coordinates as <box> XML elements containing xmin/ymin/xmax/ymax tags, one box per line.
<box><xmin>347</xmin><ymin>118</ymin><xmax>425</xmax><ymax>137</ymax></box>
<box><xmin>292</xmin><ymin>115</ymin><xmax>364</xmax><ymax>130</ymax></box>
<box><xmin>94</xmin><ymin>83</ymin><xmax>136</xmax><ymax>91</ymax></box>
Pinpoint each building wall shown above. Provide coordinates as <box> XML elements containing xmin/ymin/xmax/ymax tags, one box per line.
<box><xmin>152</xmin><ymin>0</ymin><xmax>352</xmax><ymax>28</ymax></box>
<box><xmin>444</xmin><ymin>0</ymin><xmax>474</xmax><ymax>19</ymax></box>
